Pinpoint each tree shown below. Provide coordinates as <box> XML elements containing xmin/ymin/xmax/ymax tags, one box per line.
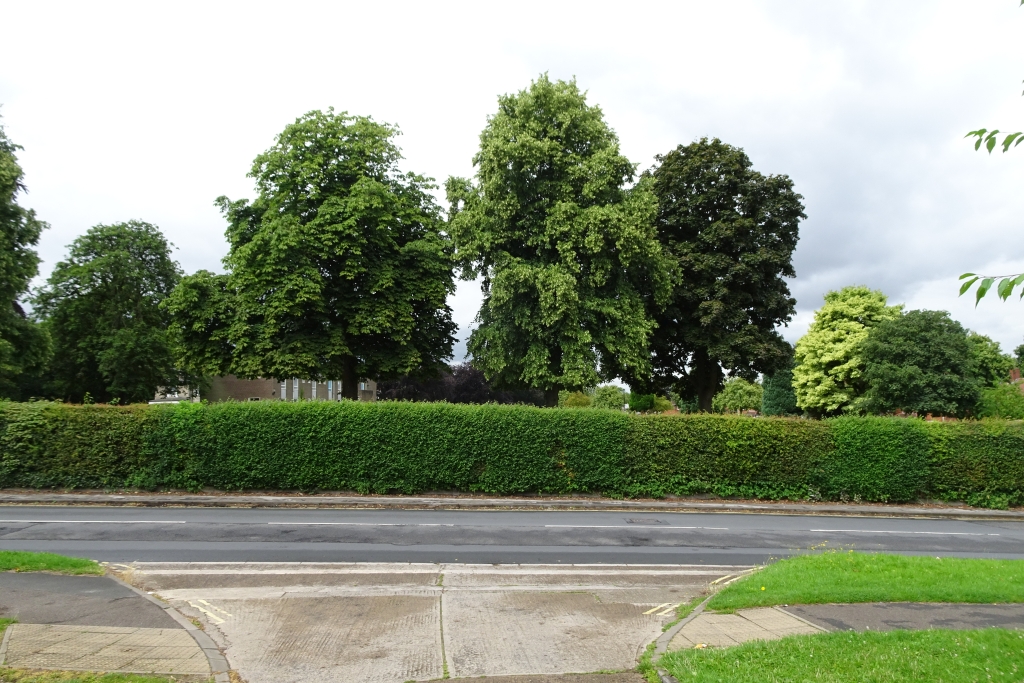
<box><xmin>761</xmin><ymin>353</ymin><xmax>798</xmax><ymax>416</ymax></box>
<box><xmin>0</xmin><ymin>120</ymin><xmax>49</xmax><ymax>400</ymax></box>
<box><xmin>967</xmin><ymin>332</ymin><xmax>1014</xmax><ymax>387</ymax></box>
<box><xmin>446</xmin><ymin>75</ymin><xmax>671</xmax><ymax>407</ymax></box>
<box><xmin>793</xmin><ymin>286</ymin><xmax>902</xmax><ymax>415</ymax></box>
<box><xmin>175</xmin><ymin>109</ymin><xmax>457</xmax><ymax>399</ymax></box>
<box><xmin>712</xmin><ymin>377</ymin><xmax>763</xmax><ymax>413</ymax></box>
<box><xmin>855</xmin><ymin>310</ymin><xmax>980</xmax><ymax>417</ymax></box>
<box><xmin>644</xmin><ymin>138</ymin><xmax>804</xmax><ymax>411</ymax></box>
<box><xmin>377</xmin><ymin>363</ymin><xmax>544</xmax><ymax>405</ymax></box>
<box><xmin>592</xmin><ymin>384</ymin><xmax>627</xmax><ymax>410</ymax></box>
<box><xmin>33</xmin><ymin>221</ymin><xmax>182</xmax><ymax>403</ymax></box>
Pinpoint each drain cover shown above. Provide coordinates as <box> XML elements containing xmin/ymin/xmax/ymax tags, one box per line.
<box><xmin>625</xmin><ymin>518</ymin><xmax>667</xmax><ymax>525</ymax></box>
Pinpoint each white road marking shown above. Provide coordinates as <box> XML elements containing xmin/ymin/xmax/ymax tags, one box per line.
<box><xmin>268</xmin><ymin>522</ymin><xmax>455</xmax><ymax>526</ymax></box>
<box><xmin>0</xmin><ymin>519</ymin><xmax>186</xmax><ymax>524</ymax></box>
<box><xmin>544</xmin><ymin>525</ymin><xmax>729</xmax><ymax>530</ymax></box>
<box><xmin>809</xmin><ymin>529</ymin><xmax>999</xmax><ymax>536</ymax></box>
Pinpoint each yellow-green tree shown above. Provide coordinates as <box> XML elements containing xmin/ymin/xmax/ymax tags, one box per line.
<box><xmin>792</xmin><ymin>286</ymin><xmax>902</xmax><ymax>415</ymax></box>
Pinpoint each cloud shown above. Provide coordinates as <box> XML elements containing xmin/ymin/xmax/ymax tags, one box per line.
<box><xmin>2</xmin><ymin>0</ymin><xmax>1022</xmax><ymax>356</ymax></box>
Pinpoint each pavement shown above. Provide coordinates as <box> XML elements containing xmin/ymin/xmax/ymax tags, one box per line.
<box><xmin>3</xmin><ymin>506</ymin><xmax>1023</xmax><ymax>565</ymax></box>
<box><xmin>121</xmin><ymin>561</ymin><xmax>736</xmax><ymax>682</ymax></box>
<box><xmin>2</xmin><ymin>490</ymin><xmax>1022</xmax><ymax>520</ymax></box>
<box><xmin>0</xmin><ymin>572</ymin><xmax>215</xmax><ymax>677</ymax></box>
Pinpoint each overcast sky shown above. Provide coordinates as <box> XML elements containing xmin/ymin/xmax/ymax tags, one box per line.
<box><xmin>2</xmin><ymin>0</ymin><xmax>1023</xmax><ymax>364</ymax></box>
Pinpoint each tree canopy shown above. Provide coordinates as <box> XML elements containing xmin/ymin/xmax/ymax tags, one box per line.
<box><xmin>712</xmin><ymin>377</ymin><xmax>763</xmax><ymax>413</ymax></box>
<box><xmin>793</xmin><ymin>286</ymin><xmax>902</xmax><ymax>415</ymax></box>
<box><xmin>33</xmin><ymin>221</ymin><xmax>182</xmax><ymax>403</ymax></box>
<box><xmin>855</xmin><ymin>309</ymin><xmax>980</xmax><ymax>417</ymax></box>
<box><xmin>966</xmin><ymin>332</ymin><xmax>1014</xmax><ymax>387</ymax></box>
<box><xmin>761</xmin><ymin>353</ymin><xmax>798</xmax><ymax>416</ymax></box>
<box><xmin>0</xmin><ymin>121</ymin><xmax>49</xmax><ymax>400</ymax></box>
<box><xmin>644</xmin><ymin>138</ymin><xmax>804</xmax><ymax>411</ymax></box>
<box><xmin>170</xmin><ymin>109</ymin><xmax>457</xmax><ymax>399</ymax></box>
<box><xmin>446</xmin><ymin>75</ymin><xmax>670</xmax><ymax>406</ymax></box>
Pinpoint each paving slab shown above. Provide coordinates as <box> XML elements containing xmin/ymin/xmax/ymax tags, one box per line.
<box><xmin>0</xmin><ymin>573</ymin><xmax>178</xmax><ymax>628</ymax></box>
<box><xmin>129</xmin><ymin>561</ymin><xmax>736</xmax><ymax>682</ymax></box>
<box><xmin>1</xmin><ymin>623</ymin><xmax>208</xmax><ymax>674</ymax></box>
<box><xmin>785</xmin><ymin>602</ymin><xmax>1024</xmax><ymax>632</ymax></box>
<box><xmin>668</xmin><ymin>607</ymin><xmax>823</xmax><ymax>650</ymax></box>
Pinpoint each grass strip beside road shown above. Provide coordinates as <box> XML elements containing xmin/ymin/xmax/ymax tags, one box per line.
<box><xmin>708</xmin><ymin>551</ymin><xmax>1024</xmax><ymax>611</ymax></box>
<box><xmin>0</xmin><ymin>671</ymin><xmax>207</xmax><ymax>683</ymax></box>
<box><xmin>660</xmin><ymin>628</ymin><xmax>1024</xmax><ymax>683</ymax></box>
<box><xmin>0</xmin><ymin>618</ymin><xmax>14</xmax><ymax>636</ymax></box>
<box><xmin>0</xmin><ymin>551</ymin><xmax>102</xmax><ymax>575</ymax></box>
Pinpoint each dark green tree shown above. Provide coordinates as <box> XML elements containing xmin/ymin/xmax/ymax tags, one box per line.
<box><xmin>966</xmin><ymin>332</ymin><xmax>1014</xmax><ymax>387</ymax></box>
<box><xmin>34</xmin><ymin>221</ymin><xmax>182</xmax><ymax>403</ymax></box>
<box><xmin>645</xmin><ymin>138</ymin><xmax>804</xmax><ymax>411</ymax></box>
<box><xmin>193</xmin><ymin>109</ymin><xmax>455</xmax><ymax>399</ymax></box>
<box><xmin>856</xmin><ymin>310</ymin><xmax>980</xmax><ymax>417</ymax></box>
<box><xmin>447</xmin><ymin>75</ymin><xmax>671</xmax><ymax>406</ymax></box>
<box><xmin>0</xmin><ymin>121</ymin><xmax>49</xmax><ymax>399</ymax></box>
<box><xmin>761</xmin><ymin>352</ymin><xmax>798</xmax><ymax>416</ymax></box>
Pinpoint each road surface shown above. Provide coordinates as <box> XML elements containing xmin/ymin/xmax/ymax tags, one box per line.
<box><xmin>1</xmin><ymin>506</ymin><xmax>1021</xmax><ymax>563</ymax></box>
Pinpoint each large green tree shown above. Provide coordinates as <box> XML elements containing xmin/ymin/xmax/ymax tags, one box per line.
<box><xmin>34</xmin><ymin>221</ymin><xmax>182</xmax><ymax>403</ymax></box>
<box><xmin>172</xmin><ymin>109</ymin><xmax>456</xmax><ymax>398</ymax></box>
<box><xmin>855</xmin><ymin>310</ymin><xmax>980</xmax><ymax>417</ymax></box>
<box><xmin>966</xmin><ymin>332</ymin><xmax>1014</xmax><ymax>387</ymax></box>
<box><xmin>0</xmin><ymin>121</ymin><xmax>49</xmax><ymax>400</ymax></box>
<box><xmin>446</xmin><ymin>75</ymin><xmax>670</xmax><ymax>406</ymax></box>
<box><xmin>793</xmin><ymin>285</ymin><xmax>902</xmax><ymax>415</ymax></box>
<box><xmin>644</xmin><ymin>138</ymin><xmax>804</xmax><ymax>411</ymax></box>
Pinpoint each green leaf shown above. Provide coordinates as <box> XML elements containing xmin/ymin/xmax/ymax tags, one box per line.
<box><xmin>997</xmin><ymin>277</ymin><xmax>1014</xmax><ymax>300</ymax></box>
<box><xmin>985</xmin><ymin>132</ymin><xmax>999</xmax><ymax>154</ymax></box>
<box><xmin>959</xmin><ymin>272</ymin><xmax>977</xmax><ymax>280</ymax></box>
<box><xmin>1003</xmin><ymin>132</ymin><xmax>1024</xmax><ymax>152</ymax></box>
<box><xmin>959</xmin><ymin>277</ymin><xmax>979</xmax><ymax>296</ymax></box>
<box><xmin>976</xmin><ymin>278</ymin><xmax>995</xmax><ymax>305</ymax></box>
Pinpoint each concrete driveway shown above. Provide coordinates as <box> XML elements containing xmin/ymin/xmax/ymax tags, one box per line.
<box><xmin>122</xmin><ymin>562</ymin><xmax>739</xmax><ymax>682</ymax></box>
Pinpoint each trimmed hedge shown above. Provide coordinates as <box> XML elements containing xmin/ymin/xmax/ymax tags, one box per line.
<box><xmin>1</xmin><ymin>401</ymin><xmax>1023</xmax><ymax>507</ymax></box>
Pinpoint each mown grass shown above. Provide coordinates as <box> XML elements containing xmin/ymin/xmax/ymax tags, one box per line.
<box><xmin>708</xmin><ymin>551</ymin><xmax>1024</xmax><ymax>611</ymax></box>
<box><xmin>0</xmin><ymin>671</ymin><xmax>207</xmax><ymax>683</ymax></box>
<box><xmin>0</xmin><ymin>618</ymin><xmax>14</xmax><ymax>636</ymax></box>
<box><xmin>660</xmin><ymin>628</ymin><xmax>1024</xmax><ymax>683</ymax></box>
<box><xmin>0</xmin><ymin>550</ymin><xmax>102</xmax><ymax>575</ymax></box>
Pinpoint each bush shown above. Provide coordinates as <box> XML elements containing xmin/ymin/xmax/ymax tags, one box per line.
<box><xmin>652</xmin><ymin>396</ymin><xmax>674</xmax><ymax>412</ymax></box>
<box><xmin>592</xmin><ymin>385</ymin><xmax>627</xmax><ymax>410</ymax></box>
<box><xmin>762</xmin><ymin>363</ymin><xmax>798</xmax><ymax>416</ymax></box>
<box><xmin>562</xmin><ymin>391</ymin><xmax>592</xmax><ymax>408</ymax></box>
<box><xmin>1</xmin><ymin>401</ymin><xmax>1023</xmax><ymax>508</ymax></box>
<box><xmin>977</xmin><ymin>383</ymin><xmax>1024</xmax><ymax>419</ymax></box>
<box><xmin>628</xmin><ymin>393</ymin><xmax>654</xmax><ymax>412</ymax></box>
<box><xmin>712</xmin><ymin>378</ymin><xmax>763</xmax><ymax>413</ymax></box>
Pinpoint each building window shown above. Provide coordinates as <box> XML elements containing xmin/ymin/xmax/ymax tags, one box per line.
<box><xmin>248</xmin><ymin>397</ymin><xmax>260</xmax><ymax>402</ymax></box>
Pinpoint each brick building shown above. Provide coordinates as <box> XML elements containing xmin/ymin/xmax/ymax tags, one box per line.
<box><xmin>153</xmin><ymin>376</ymin><xmax>377</xmax><ymax>403</ymax></box>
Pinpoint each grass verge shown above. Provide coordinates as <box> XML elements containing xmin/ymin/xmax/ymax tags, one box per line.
<box><xmin>0</xmin><ymin>618</ymin><xmax>15</xmax><ymax>636</ymax></box>
<box><xmin>660</xmin><ymin>628</ymin><xmax>1024</xmax><ymax>683</ymax></box>
<box><xmin>708</xmin><ymin>551</ymin><xmax>1024</xmax><ymax>611</ymax></box>
<box><xmin>0</xmin><ymin>551</ymin><xmax>102</xmax><ymax>575</ymax></box>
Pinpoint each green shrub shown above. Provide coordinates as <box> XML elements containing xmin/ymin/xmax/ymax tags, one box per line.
<box><xmin>762</xmin><ymin>363</ymin><xmax>798</xmax><ymax>416</ymax></box>
<box><xmin>652</xmin><ymin>396</ymin><xmax>674</xmax><ymax>412</ymax></box>
<box><xmin>592</xmin><ymin>385</ymin><xmax>627</xmax><ymax>410</ymax></box>
<box><xmin>712</xmin><ymin>378</ymin><xmax>763</xmax><ymax>413</ymax></box>
<box><xmin>977</xmin><ymin>383</ymin><xmax>1024</xmax><ymax>419</ymax></box>
<box><xmin>628</xmin><ymin>393</ymin><xmax>654</xmax><ymax>412</ymax></box>
<box><xmin>562</xmin><ymin>391</ymin><xmax>592</xmax><ymax>408</ymax></box>
<box><xmin>1</xmin><ymin>401</ymin><xmax>1022</xmax><ymax>507</ymax></box>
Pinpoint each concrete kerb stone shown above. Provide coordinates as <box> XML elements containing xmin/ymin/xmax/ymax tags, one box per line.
<box><xmin>106</xmin><ymin>573</ymin><xmax>230</xmax><ymax>683</ymax></box>
<box><xmin>0</xmin><ymin>619</ymin><xmax>12</xmax><ymax>665</ymax></box>
<box><xmin>0</xmin><ymin>491</ymin><xmax>1021</xmax><ymax>520</ymax></box>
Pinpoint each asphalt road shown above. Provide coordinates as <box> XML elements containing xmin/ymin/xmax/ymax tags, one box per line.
<box><xmin>1</xmin><ymin>506</ymin><xmax>1022</xmax><ymax>564</ymax></box>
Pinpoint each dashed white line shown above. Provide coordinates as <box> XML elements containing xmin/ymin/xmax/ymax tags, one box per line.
<box><xmin>544</xmin><ymin>525</ymin><xmax>729</xmax><ymax>530</ymax></box>
<box><xmin>810</xmin><ymin>529</ymin><xmax>999</xmax><ymax>536</ymax></box>
<box><xmin>0</xmin><ymin>520</ymin><xmax>186</xmax><ymax>524</ymax></box>
<box><xmin>268</xmin><ymin>522</ymin><xmax>455</xmax><ymax>526</ymax></box>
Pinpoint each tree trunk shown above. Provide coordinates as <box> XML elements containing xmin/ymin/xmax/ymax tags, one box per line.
<box><xmin>544</xmin><ymin>387</ymin><xmax>561</xmax><ymax>408</ymax></box>
<box><xmin>692</xmin><ymin>350</ymin><xmax>723</xmax><ymax>413</ymax></box>
<box><xmin>341</xmin><ymin>355</ymin><xmax>359</xmax><ymax>400</ymax></box>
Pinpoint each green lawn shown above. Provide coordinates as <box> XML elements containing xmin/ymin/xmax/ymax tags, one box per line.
<box><xmin>0</xmin><ymin>618</ymin><xmax>14</xmax><ymax>636</ymax></box>
<box><xmin>0</xmin><ymin>551</ymin><xmax>102</xmax><ymax>575</ymax></box>
<box><xmin>708</xmin><ymin>551</ymin><xmax>1024</xmax><ymax>611</ymax></box>
<box><xmin>660</xmin><ymin>628</ymin><xmax>1024</xmax><ymax>683</ymax></box>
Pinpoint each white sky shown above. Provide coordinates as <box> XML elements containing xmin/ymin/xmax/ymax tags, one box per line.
<box><xmin>2</xmin><ymin>0</ymin><xmax>1023</xmax><ymax>363</ymax></box>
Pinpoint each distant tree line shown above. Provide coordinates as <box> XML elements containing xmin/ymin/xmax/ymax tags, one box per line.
<box><xmin>9</xmin><ymin>76</ymin><xmax>1016</xmax><ymax>417</ymax></box>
